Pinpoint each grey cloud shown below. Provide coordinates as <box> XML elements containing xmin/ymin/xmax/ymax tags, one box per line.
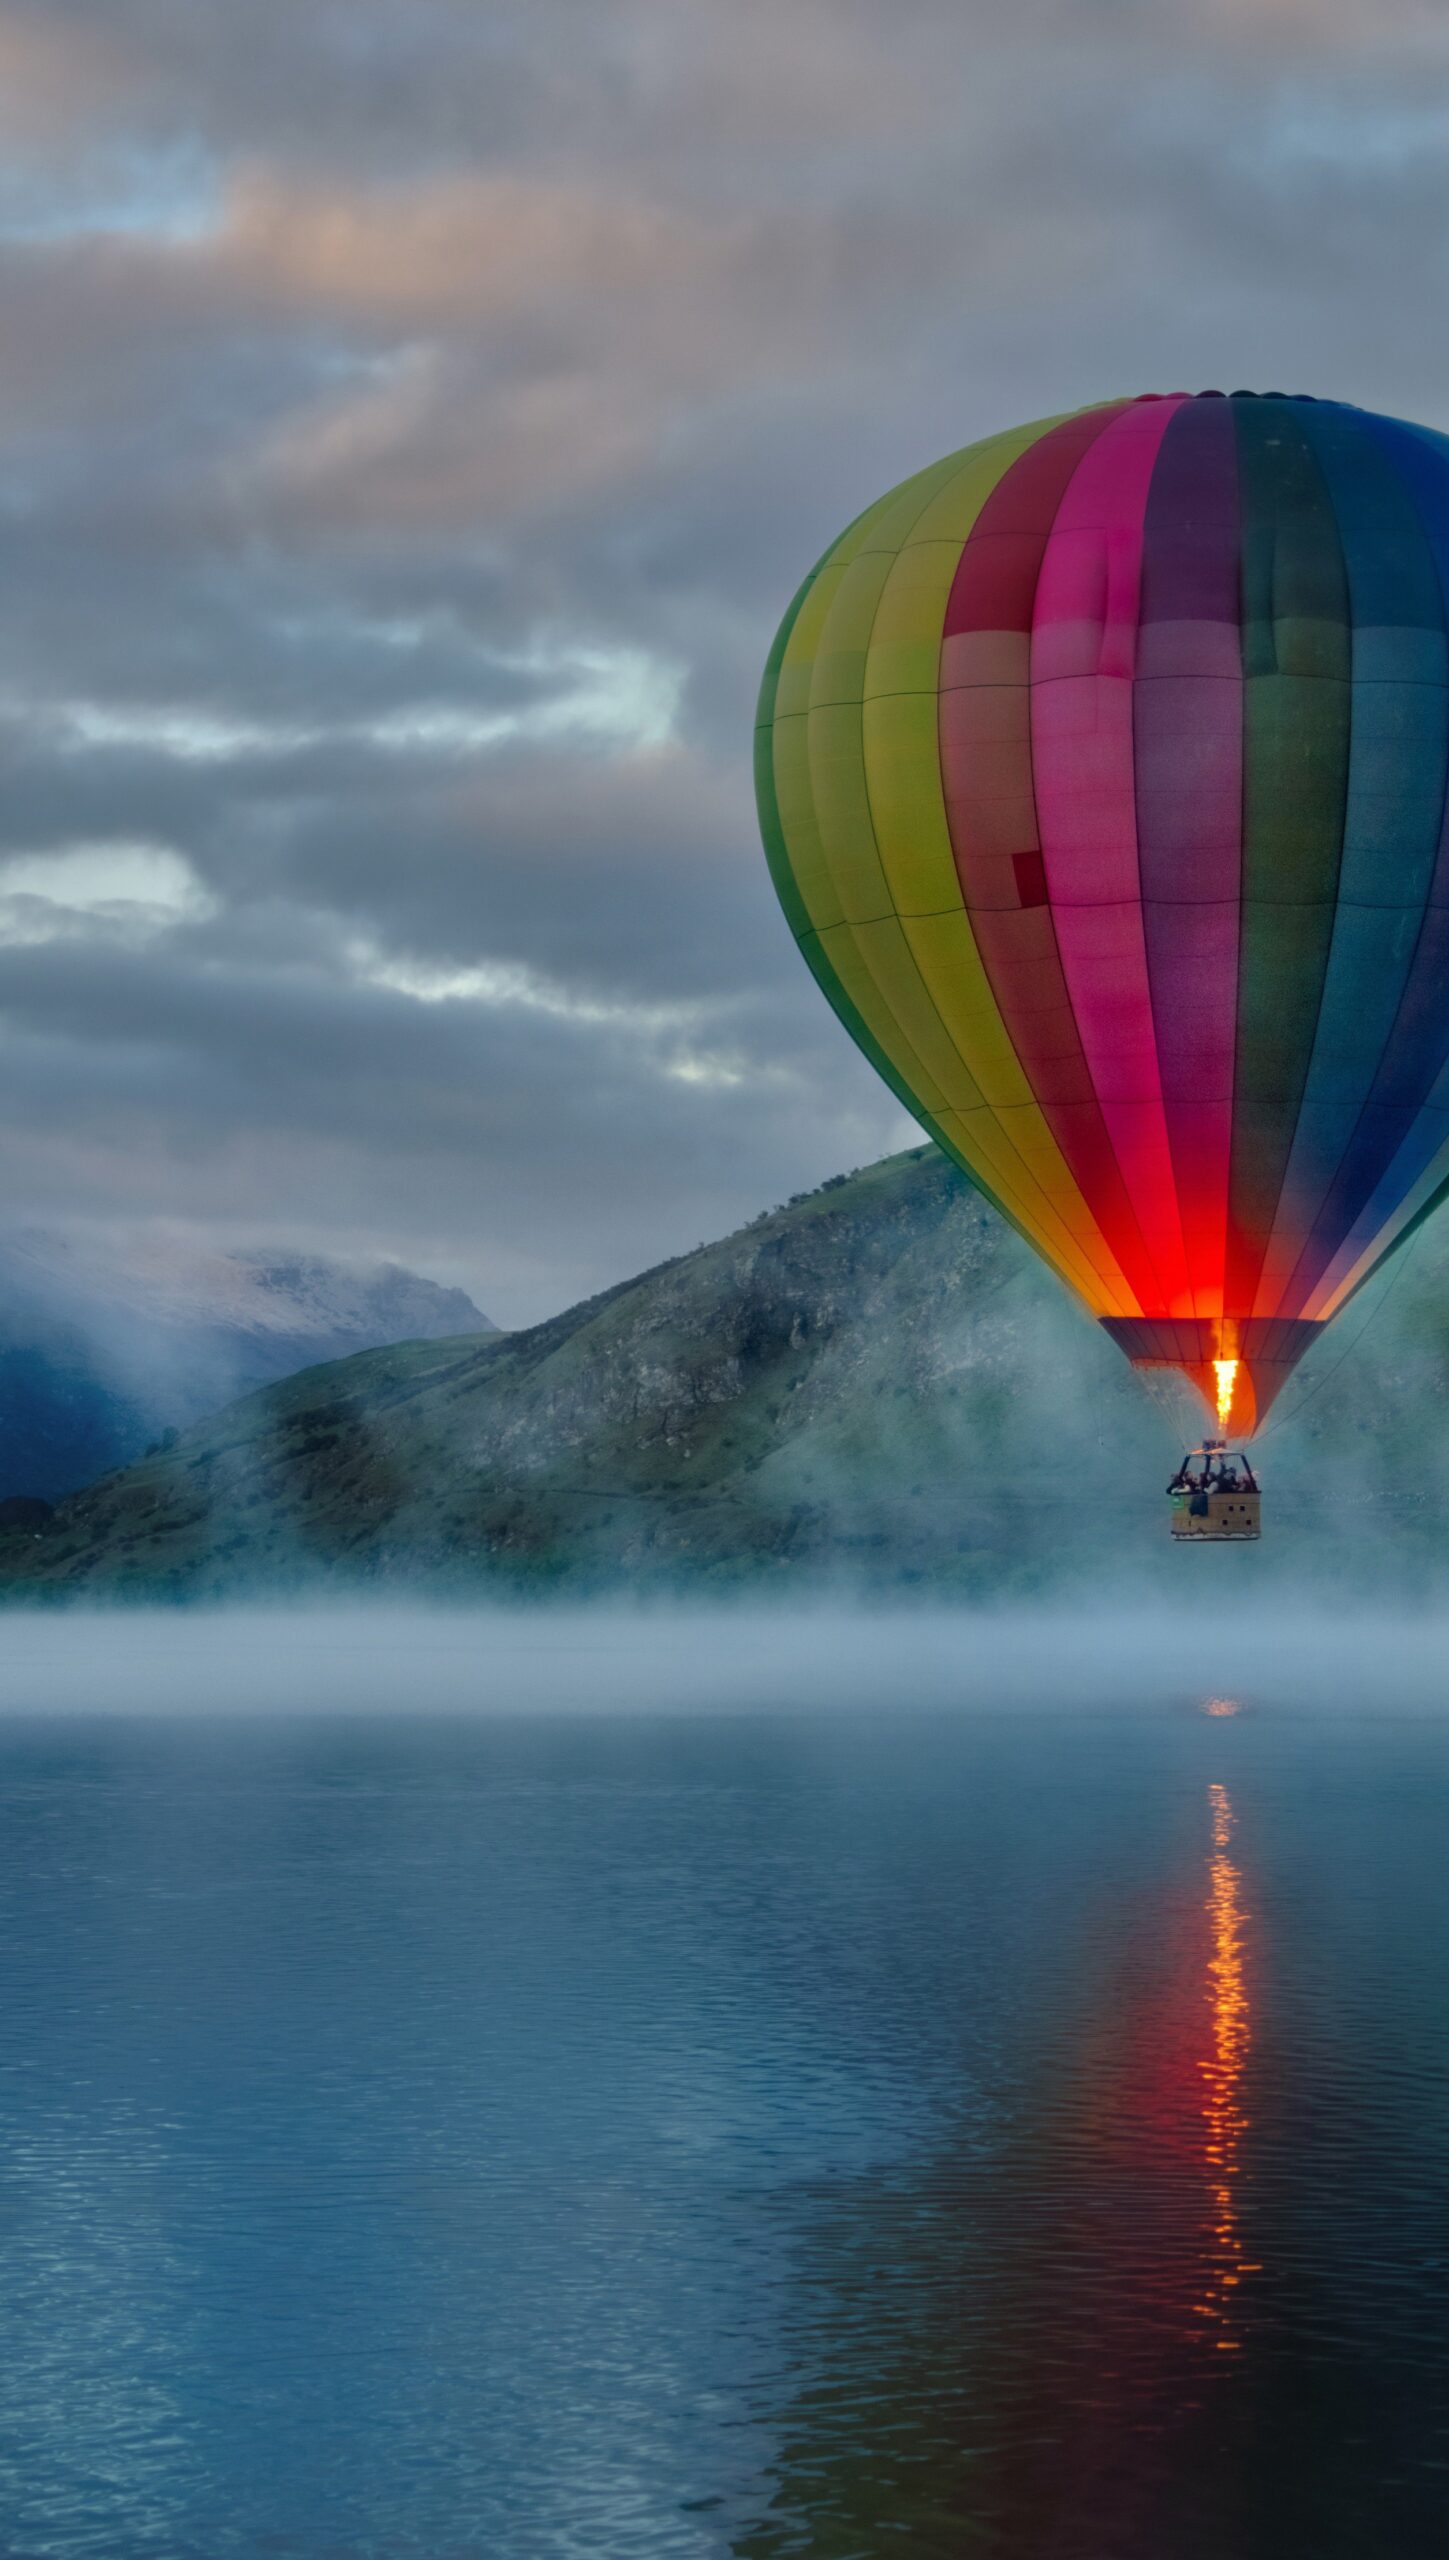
<box><xmin>0</xmin><ymin>929</ymin><xmax>907</xmax><ymax>1318</ymax></box>
<box><xmin>0</xmin><ymin>723</ymin><xmax>782</xmax><ymax>1009</ymax></box>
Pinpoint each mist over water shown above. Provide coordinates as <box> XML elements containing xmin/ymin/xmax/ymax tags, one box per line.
<box><xmin>3</xmin><ymin>1608</ymin><xmax>1449</xmax><ymax>2558</ymax></box>
<box><xmin>1</xmin><ymin>1597</ymin><xmax>1448</xmax><ymax>1719</ymax></box>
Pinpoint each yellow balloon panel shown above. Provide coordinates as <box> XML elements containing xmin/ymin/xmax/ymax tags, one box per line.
<box><xmin>763</xmin><ymin>410</ymin><xmax>1137</xmax><ymax>1318</ymax></box>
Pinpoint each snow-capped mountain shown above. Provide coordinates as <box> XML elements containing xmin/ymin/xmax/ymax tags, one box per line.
<box><xmin>0</xmin><ymin>1227</ymin><xmax>494</xmax><ymax>1498</ymax></box>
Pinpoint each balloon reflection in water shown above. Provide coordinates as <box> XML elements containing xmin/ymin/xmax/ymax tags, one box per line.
<box><xmin>1197</xmin><ymin>1784</ymin><xmax>1260</xmax><ymax>2351</ymax></box>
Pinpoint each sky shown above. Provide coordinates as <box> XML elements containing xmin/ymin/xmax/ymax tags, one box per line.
<box><xmin>1</xmin><ymin>0</ymin><xmax>1448</xmax><ymax>1325</ymax></box>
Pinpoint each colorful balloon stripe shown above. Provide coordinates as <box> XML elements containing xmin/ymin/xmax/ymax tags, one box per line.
<box><xmin>940</xmin><ymin>403</ymin><xmax>1161</xmax><ymax>1313</ymax></box>
<box><xmin>1135</xmin><ymin>392</ymin><xmax>1242</xmax><ymax>1327</ymax></box>
<box><xmin>757</xmin><ymin>393</ymin><xmax>1449</xmax><ymax>1429</ymax></box>
<box><xmin>1031</xmin><ymin>397</ymin><xmax>1195</xmax><ymax>1319</ymax></box>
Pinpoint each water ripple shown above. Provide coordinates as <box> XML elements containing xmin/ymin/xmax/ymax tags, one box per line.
<box><xmin>0</xmin><ymin>1706</ymin><xmax>1446</xmax><ymax>2555</ymax></box>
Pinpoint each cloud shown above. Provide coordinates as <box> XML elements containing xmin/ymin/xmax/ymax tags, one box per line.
<box><xmin>0</xmin><ymin>0</ymin><xmax>1441</xmax><ymax>1320</ymax></box>
<box><xmin>0</xmin><ymin>841</ymin><xmax>214</xmax><ymax>948</ymax></box>
<box><xmin>0</xmin><ymin>9</ymin><xmax>130</xmax><ymax>141</ymax></box>
<box><xmin>0</xmin><ymin>923</ymin><xmax>907</xmax><ymax>1317</ymax></box>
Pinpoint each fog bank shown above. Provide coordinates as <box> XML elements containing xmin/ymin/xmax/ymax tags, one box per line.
<box><xmin>0</xmin><ymin>1603</ymin><xmax>1444</xmax><ymax>1721</ymax></box>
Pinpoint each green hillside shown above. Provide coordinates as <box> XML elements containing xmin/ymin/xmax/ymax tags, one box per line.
<box><xmin>0</xmin><ymin>1148</ymin><xmax>1443</xmax><ymax>1600</ymax></box>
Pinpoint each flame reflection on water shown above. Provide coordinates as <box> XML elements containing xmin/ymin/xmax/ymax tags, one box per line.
<box><xmin>1196</xmin><ymin>1782</ymin><xmax>1259</xmax><ymax>2352</ymax></box>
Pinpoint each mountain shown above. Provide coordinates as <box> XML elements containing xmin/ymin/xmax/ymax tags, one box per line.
<box><xmin>0</xmin><ymin>1146</ymin><xmax>1441</xmax><ymax>1600</ymax></box>
<box><xmin>0</xmin><ymin>1228</ymin><xmax>493</xmax><ymax>1498</ymax></box>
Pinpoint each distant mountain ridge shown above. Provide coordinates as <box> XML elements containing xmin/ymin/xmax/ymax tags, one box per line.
<box><xmin>0</xmin><ymin>1148</ymin><xmax>1441</xmax><ymax>1599</ymax></box>
<box><xmin>0</xmin><ymin>1227</ymin><xmax>492</xmax><ymax>1498</ymax></box>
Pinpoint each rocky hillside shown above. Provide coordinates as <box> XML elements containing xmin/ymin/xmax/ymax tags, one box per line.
<box><xmin>0</xmin><ymin>1229</ymin><xmax>491</xmax><ymax>1498</ymax></box>
<box><xmin>0</xmin><ymin>1148</ymin><xmax>1443</xmax><ymax>1600</ymax></box>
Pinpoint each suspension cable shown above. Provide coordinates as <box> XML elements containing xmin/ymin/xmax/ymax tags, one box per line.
<box><xmin>1252</xmin><ymin>1226</ymin><xmax>1429</xmax><ymax>1447</ymax></box>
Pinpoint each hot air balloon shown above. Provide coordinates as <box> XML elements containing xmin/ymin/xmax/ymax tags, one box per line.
<box><xmin>756</xmin><ymin>390</ymin><xmax>1449</xmax><ymax>1470</ymax></box>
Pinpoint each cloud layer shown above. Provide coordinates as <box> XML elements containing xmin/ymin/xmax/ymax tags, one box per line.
<box><xmin>0</xmin><ymin>0</ymin><xmax>1443</xmax><ymax>1319</ymax></box>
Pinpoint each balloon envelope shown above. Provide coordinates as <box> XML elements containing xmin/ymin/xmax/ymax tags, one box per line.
<box><xmin>756</xmin><ymin>391</ymin><xmax>1449</xmax><ymax>1434</ymax></box>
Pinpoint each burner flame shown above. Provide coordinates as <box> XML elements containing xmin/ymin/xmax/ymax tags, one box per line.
<box><xmin>1213</xmin><ymin>1358</ymin><xmax>1240</xmax><ymax>1430</ymax></box>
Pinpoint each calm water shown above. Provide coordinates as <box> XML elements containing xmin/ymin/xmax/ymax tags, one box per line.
<box><xmin>3</xmin><ymin>1637</ymin><xmax>1449</xmax><ymax>2556</ymax></box>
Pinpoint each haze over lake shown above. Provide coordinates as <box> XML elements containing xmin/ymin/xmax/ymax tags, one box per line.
<box><xmin>2</xmin><ymin>1608</ymin><xmax>1448</xmax><ymax>2559</ymax></box>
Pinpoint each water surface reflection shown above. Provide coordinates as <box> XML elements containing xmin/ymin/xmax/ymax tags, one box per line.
<box><xmin>2</xmin><ymin>1701</ymin><xmax>1449</xmax><ymax>2558</ymax></box>
<box><xmin>739</xmin><ymin>1758</ymin><xmax>1280</xmax><ymax>2557</ymax></box>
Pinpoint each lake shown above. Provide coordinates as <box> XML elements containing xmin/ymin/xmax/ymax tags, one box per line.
<box><xmin>1</xmin><ymin>1608</ymin><xmax>1448</xmax><ymax>2558</ymax></box>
